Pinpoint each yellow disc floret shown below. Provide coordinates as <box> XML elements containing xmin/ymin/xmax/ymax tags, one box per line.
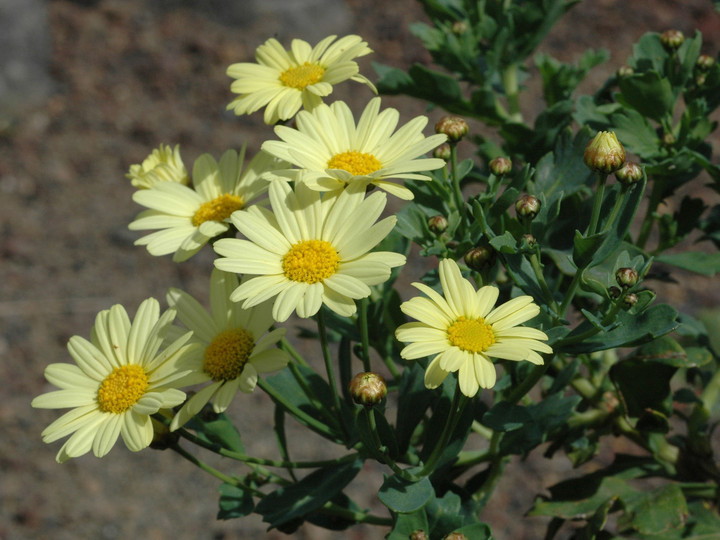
<box><xmin>97</xmin><ymin>364</ymin><xmax>149</xmax><ymax>414</ymax></box>
<box><xmin>327</xmin><ymin>151</ymin><xmax>382</xmax><ymax>176</ymax></box>
<box><xmin>279</xmin><ymin>62</ymin><xmax>325</xmax><ymax>89</ymax></box>
<box><xmin>282</xmin><ymin>240</ymin><xmax>339</xmax><ymax>284</ymax></box>
<box><xmin>192</xmin><ymin>194</ymin><xmax>245</xmax><ymax>227</ymax></box>
<box><xmin>447</xmin><ymin>316</ymin><xmax>496</xmax><ymax>353</ymax></box>
<box><xmin>203</xmin><ymin>328</ymin><xmax>255</xmax><ymax>381</ymax></box>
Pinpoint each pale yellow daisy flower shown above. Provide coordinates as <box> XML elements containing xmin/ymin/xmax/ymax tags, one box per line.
<box><xmin>129</xmin><ymin>148</ymin><xmax>287</xmax><ymax>262</ymax></box>
<box><xmin>395</xmin><ymin>259</ymin><xmax>553</xmax><ymax>397</ymax></box>
<box><xmin>227</xmin><ymin>35</ymin><xmax>376</xmax><ymax>125</ymax></box>
<box><xmin>31</xmin><ymin>299</ymin><xmax>197</xmax><ymax>462</ymax></box>
<box><xmin>261</xmin><ymin>97</ymin><xmax>447</xmax><ymax>200</ymax></box>
<box><xmin>165</xmin><ymin>269</ymin><xmax>290</xmax><ymax>431</ymax></box>
<box><xmin>126</xmin><ymin>143</ymin><xmax>189</xmax><ymax>189</ymax></box>
<box><xmin>213</xmin><ymin>179</ymin><xmax>406</xmax><ymax>322</ymax></box>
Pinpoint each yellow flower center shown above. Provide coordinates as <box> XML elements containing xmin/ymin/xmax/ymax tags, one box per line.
<box><xmin>203</xmin><ymin>328</ymin><xmax>255</xmax><ymax>381</ymax></box>
<box><xmin>97</xmin><ymin>364</ymin><xmax>149</xmax><ymax>414</ymax></box>
<box><xmin>279</xmin><ymin>62</ymin><xmax>325</xmax><ymax>89</ymax></box>
<box><xmin>447</xmin><ymin>316</ymin><xmax>496</xmax><ymax>353</ymax></box>
<box><xmin>327</xmin><ymin>151</ymin><xmax>382</xmax><ymax>176</ymax></box>
<box><xmin>282</xmin><ymin>240</ymin><xmax>339</xmax><ymax>284</ymax></box>
<box><xmin>192</xmin><ymin>194</ymin><xmax>245</xmax><ymax>227</ymax></box>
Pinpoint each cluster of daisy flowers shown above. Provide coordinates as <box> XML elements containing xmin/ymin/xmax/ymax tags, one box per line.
<box><xmin>32</xmin><ymin>34</ymin><xmax>552</xmax><ymax>462</ymax></box>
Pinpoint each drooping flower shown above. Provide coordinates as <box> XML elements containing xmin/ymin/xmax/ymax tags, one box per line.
<box><xmin>129</xmin><ymin>147</ymin><xmax>287</xmax><ymax>262</ymax></box>
<box><xmin>227</xmin><ymin>35</ymin><xmax>376</xmax><ymax>125</ymax></box>
<box><xmin>126</xmin><ymin>144</ymin><xmax>190</xmax><ymax>189</ymax></box>
<box><xmin>213</xmin><ymin>179</ymin><xmax>406</xmax><ymax>322</ymax></box>
<box><xmin>165</xmin><ymin>269</ymin><xmax>290</xmax><ymax>430</ymax></box>
<box><xmin>261</xmin><ymin>97</ymin><xmax>447</xmax><ymax>200</ymax></box>
<box><xmin>395</xmin><ymin>259</ymin><xmax>552</xmax><ymax>397</ymax></box>
<box><xmin>31</xmin><ymin>299</ymin><xmax>197</xmax><ymax>462</ymax></box>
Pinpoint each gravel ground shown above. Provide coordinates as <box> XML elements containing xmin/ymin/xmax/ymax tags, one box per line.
<box><xmin>2</xmin><ymin>1</ymin><xmax>719</xmax><ymax>539</ymax></box>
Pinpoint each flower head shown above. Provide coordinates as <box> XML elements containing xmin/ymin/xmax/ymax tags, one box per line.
<box><xmin>31</xmin><ymin>299</ymin><xmax>196</xmax><ymax>462</ymax></box>
<box><xmin>129</xmin><ymin>147</ymin><xmax>287</xmax><ymax>262</ymax></box>
<box><xmin>261</xmin><ymin>97</ymin><xmax>447</xmax><ymax>200</ymax></box>
<box><xmin>583</xmin><ymin>131</ymin><xmax>626</xmax><ymax>174</ymax></box>
<box><xmin>126</xmin><ymin>144</ymin><xmax>190</xmax><ymax>189</ymax></box>
<box><xmin>348</xmin><ymin>372</ymin><xmax>387</xmax><ymax>407</ymax></box>
<box><xmin>165</xmin><ymin>269</ymin><xmax>290</xmax><ymax>430</ymax></box>
<box><xmin>227</xmin><ymin>35</ymin><xmax>376</xmax><ymax>125</ymax></box>
<box><xmin>213</xmin><ymin>180</ymin><xmax>406</xmax><ymax>322</ymax></box>
<box><xmin>395</xmin><ymin>259</ymin><xmax>552</xmax><ymax>397</ymax></box>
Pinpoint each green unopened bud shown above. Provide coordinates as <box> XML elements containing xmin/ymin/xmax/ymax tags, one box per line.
<box><xmin>489</xmin><ymin>156</ymin><xmax>512</xmax><ymax>176</ymax></box>
<box><xmin>662</xmin><ymin>132</ymin><xmax>676</xmax><ymax>147</ymax></box>
<box><xmin>696</xmin><ymin>54</ymin><xmax>715</xmax><ymax>71</ymax></box>
<box><xmin>443</xmin><ymin>533</ymin><xmax>468</xmax><ymax>540</ymax></box>
<box><xmin>660</xmin><ymin>29</ymin><xmax>685</xmax><ymax>51</ymax></box>
<box><xmin>410</xmin><ymin>530</ymin><xmax>429</xmax><ymax>540</ymax></box>
<box><xmin>521</xmin><ymin>233</ymin><xmax>537</xmax><ymax>248</ymax></box>
<box><xmin>696</xmin><ymin>73</ymin><xmax>707</xmax><ymax>86</ymax></box>
<box><xmin>451</xmin><ymin>21</ymin><xmax>468</xmax><ymax>35</ymax></box>
<box><xmin>349</xmin><ymin>372</ymin><xmax>387</xmax><ymax>407</ymax></box>
<box><xmin>515</xmin><ymin>194</ymin><xmax>541</xmax><ymax>220</ymax></box>
<box><xmin>464</xmin><ymin>245</ymin><xmax>495</xmax><ymax>271</ymax></box>
<box><xmin>428</xmin><ymin>215</ymin><xmax>448</xmax><ymax>234</ymax></box>
<box><xmin>617</xmin><ymin>65</ymin><xmax>634</xmax><ymax>78</ymax></box>
<box><xmin>615</xmin><ymin>161</ymin><xmax>643</xmax><ymax>185</ymax></box>
<box><xmin>608</xmin><ymin>286</ymin><xmax>621</xmax><ymax>299</ymax></box>
<box><xmin>433</xmin><ymin>143</ymin><xmax>452</xmax><ymax>160</ymax></box>
<box><xmin>616</xmin><ymin>267</ymin><xmax>638</xmax><ymax>288</ymax></box>
<box><xmin>584</xmin><ymin>131</ymin><xmax>626</xmax><ymax>173</ymax></box>
<box><xmin>624</xmin><ymin>292</ymin><xmax>638</xmax><ymax>307</ymax></box>
<box><xmin>435</xmin><ymin>115</ymin><xmax>469</xmax><ymax>142</ymax></box>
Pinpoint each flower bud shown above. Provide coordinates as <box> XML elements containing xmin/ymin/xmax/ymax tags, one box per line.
<box><xmin>428</xmin><ymin>215</ymin><xmax>448</xmax><ymax>235</ymax></box>
<box><xmin>615</xmin><ymin>267</ymin><xmax>638</xmax><ymax>288</ymax></box>
<box><xmin>615</xmin><ymin>161</ymin><xmax>643</xmax><ymax>185</ymax></box>
<box><xmin>695</xmin><ymin>73</ymin><xmax>707</xmax><ymax>86</ymax></box>
<box><xmin>608</xmin><ymin>286</ymin><xmax>621</xmax><ymax>299</ymax></box>
<box><xmin>489</xmin><ymin>156</ymin><xmax>512</xmax><ymax>176</ymax></box>
<box><xmin>623</xmin><ymin>293</ymin><xmax>638</xmax><ymax>307</ymax></box>
<box><xmin>617</xmin><ymin>65</ymin><xmax>634</xmax><ymax>78</ymax></box>
<box><xmin>521</xmin><ymin>233</ymin><xmax>537</xmax><ymax>248</ymax></box>
<box><xmin>662</xmin><ymin>132</ymin><xmax>676</xmax><ymax>147</ymax></box>
<box><xmin>583</xmin><ymin>131</ymin><xmax>626</xmax><ymax>173</ymax></box>
<box><xmin>660</xmin><ymin>29</ymin><xmax>685</xmax><ymax>51</ymax></box>
<box><xmin>515</xmin><ymin>194</ymin><xmax>541</xmax><ymax>220</ymax></box>
<box><xmin>451</xmin><ymin>21</ymin><xmax>468</xmax><ymax>35</ymax></box>
<box><xmin>435</xmin><ymin>116</ymin><xmax>469</xmax><ymax>142</ymax></box>
<box><xmin>464</xmin><ymin>245</ymin><xmax>495</xmax><ymax>271</ymax></box>
<box><xmin>349</xmin><ymin>372</ymin><xmax>387</xmax><ymax>407</ymax></box>
<box><xmin>410</xmin><ymin>530</ymin><xmax>429</xmax><ymax>540</ymax></box>
<box><xmin>433</xmin><ymin>143</ymin><xmax>452</xmax><ymax>160</ymax></box>
<box><xmin>443</xmin><ymin>534</ymin><xmax>468</xmax><ymax>540</ymax></box>
<box><xmin>696</xmin><ymin>54</ymin><xmax>715</xmax><ymax>71</ymax></box>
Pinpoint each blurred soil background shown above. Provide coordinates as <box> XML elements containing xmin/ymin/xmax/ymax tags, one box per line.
<box><xmin>2</xmin><ymin>0</ymin><xmax>720</xmax><ymax>539</ymax></box>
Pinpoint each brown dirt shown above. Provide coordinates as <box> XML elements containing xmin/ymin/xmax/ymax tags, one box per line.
<box><xmin>2</xmin><ymin>1</ymin><xmax>719</xmax><ymax>539</ymax></box>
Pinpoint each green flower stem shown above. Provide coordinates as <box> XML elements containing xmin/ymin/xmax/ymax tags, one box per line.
<box><xmin>418</xmin><ymin>382</ymin><xmax>467</xmax><ymax>478</ymax></box>
<box><xmin>381</xmin><ymin>354</ymin><xmax>401</xmax><ymax>380</ymax></box>
<box><xmin>636</xmin><ymin>178</ymin><xmax>663</xmax><ymax>249</ymax></box>
<box><xmin>566</xmin><ymin>407</ymin><xmax>610</xmax><ymax>429</ymax></box>
<box><xmin>701</xmin><ymin>366</ymin><xmax>720</xmax><ymax>412</ymax></box>
<box><xmin>529</xmin><ymin>251</ymin><xmax>560</xmax><ymax>315</ymax></box>
<box><xmin>600</xmin><ymin>185</ymin><xmax>627</xmax><ymax>233</ymax></box>
<box><xmin>175</xmin><ymin>425</ymin><xmax>359</xmax><ymax>469</ymax></box>
<box><xmin>502</xmin><ymin>63</ymin><xmax>523</xmax><ymax>123</ymax></box>
<box><xmin>170</xmin><ymin>443</ymin><xmax>240</xmax><ymax>487</ymax></box>
<box><xmin>257</xmin><ymin>378</ymin><xmax>341</xmax><ymax>442</ymax></box>
<box><xmin>317</xmin><ymin>309</ymin><xmax>348</xmax><ymax>441</ymax></box>
<box><xmin>454</xmin><ymin>447</ymin><xmax>495</xmax><ymax>468</ymax></box>
<box><xmin>557</xmin><ymin>269</ymin><xmax>583</xmax><ymax>319</ymax></box>
<box><xmin>587</xmin><ymin>172</ymin><xmax>609</xmax><ymax>236</ymax></box>
<box><xmin>505</xmin><ymin>361</ymin><xmax>552</xmax><ymax>405</ymax></box>
<box><xmin>320</xmin><ymin>501</ymin><xmax>392</xmax><ymax>526</ymax></box>
<box><xmin>287</xmin><ymin>361</ymin><xmax>341</xmax><ymax>430</ymax></box>
<box><xmin>450</xmin><ymin>144</ymin><xmax>467</xmax><ymax>223</ymax></box>
<box><xmin>280</xmin><ymin>337</ymin><xmax>309</xmax><ymax>367</ymax></box>
<box><xmin>614</xmin><ymin>416</ymin><xmax>679</xmax><ymax>465</ymax></box>
<box><xmin>362</xmin><ymin>408</ymin><xmax>415</xmax><ymax>481</ymax></box>
<box><xmin>472</xmin><ymin>432</ymin><xmax>509</xmax><ymax>506</ymax></box>
<box><xmin>358</xmin><ymin>298</ymin><xmax>372</xmax><ymax>372</ymax></box>
<box><xmin>471</xmin><ymin>420</ymin><xmax>494</xmax><ymax>439</ymax></box>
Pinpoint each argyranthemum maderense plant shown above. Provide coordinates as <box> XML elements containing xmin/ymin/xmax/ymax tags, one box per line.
<box><xmin>261</xmin><ymin>97</ymin><xmax>448</xmax><ymax>200</ymax></box>
<box><xmin>226</xmin><ymin>34</ymin><xmax>376</xmax><ymax>125</ymax></box>
<box><xmin>395</xmin><ymin>258</ymin><xmax>552</xmax><ymax>397</ymax></box>
<box><xmin>129</xmin><ymin>147</ymin><xmax>287</xmax><ymax>262</ymax></box>
<box><xmin>31</xmin><ymin>298</ymin><xmax>197</xmax><ymax>462</ymax></box>
<box><xmin>165</xmin><ymin>269</ymin><xmax>290</xmax><ymax>430</ymax></box>
<box><xmin>213</xmin><ymin>179</ymin><xmax>405</xmax><ymax>322</ymax></box>
<box><xmin>126</xmin><ymin>143</ymin><xmax>190</xmax><ymax>189</ymax></box>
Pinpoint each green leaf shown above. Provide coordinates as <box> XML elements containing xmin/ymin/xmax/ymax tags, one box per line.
<box><xmin>611</xmin><ymin>357</ymin><xmax>676</xmax><ymax>419</ymax></box>
<box><xmin>618</xmin><ymin>71</ymin><xmax>674</xmax><ymax>122</ymax></box>
<box><xmin>621</xmin><ymin>484</ymin><xmax>688</xmax><ymax>535</ymax></box>
<box><xmin>185</xmin><ymin>411</ymin><xmax>244</xmax><ymax>453</ymax></box>
<box><xmin>482</xmin><ymin>401</ymin><xmax>532</xmax><ymax>432</ymax></box>
<box><xmin>255</xmin><ymin>459</ymin><xmax>363</xmax><ymax>529</ymax></box>
<box><xmin>387</xmin><ymin>508</ymin><xmax>429</xmax><ymax>540</ymax></box>
<box><xmin>379</xmin><ymin>473</ymin><xmax>434</xmax><ymax>513</ymax></box>
<box><xmin>656</xmin><ymin>252</ymin><xmax>720</xmax><ymax>276</ymax></box>
<box><xmin>217</xmin><ymin>483</ymin><xmax>254</xmax><ymax>520</ymax></box>
<box><xmin>573</xmin><ymin>229</ymin><xmax>608</xmax><ymax>269</ymax></box>
<box><xmin>396</xmin><ymin>363</ymin><xmax>435</xmax><ymax>455</ymax></box>
<box><xmin>612</xmin><ymin>108</ymin><xmax>661</xmax><ymax>159</ymax></box>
